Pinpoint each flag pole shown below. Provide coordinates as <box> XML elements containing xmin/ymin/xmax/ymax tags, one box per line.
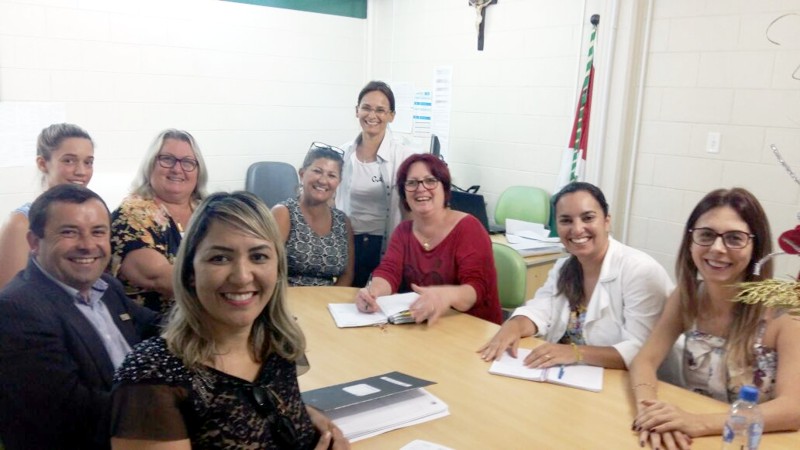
<box><xmin>548</xmin><ymin>14</ymin><xmax>599</xmax><ymax>237</ymax></box>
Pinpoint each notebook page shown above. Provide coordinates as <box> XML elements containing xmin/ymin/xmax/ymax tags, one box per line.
<box><xmin>376</xmin><ymin>292</ymin><xmax>420</xmax><ymax>318</ymax></box>
<box><xmin>545</xmin><ymin>364</ymin><xmax>604</xmax><ymax>392</ymax></box>
<box><xmin>487</xmin><ymin>348</ymin><xmax>547</xmax><ymax>381</ymax></box>
<box><xmin>328</xmin><ymin>303</ymin><xmax>387</xmax><ymax>328</ymax></box>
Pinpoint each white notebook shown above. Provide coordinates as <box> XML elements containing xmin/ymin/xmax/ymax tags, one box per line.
<box><xmin>488</xmin><ymin>348</ymin><xmax>604</xmax><ymax>392</ymax></box>
<box><xmin>328</xmin><ymin>292</ymin><xmax>420</xmax><ymax>328</ymax></box>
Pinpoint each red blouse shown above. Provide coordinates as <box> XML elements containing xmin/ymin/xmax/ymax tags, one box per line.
<box><xmin>373</xmin><ymin>214</ymin><xmax>502</xmax><ymax>324</ymax></box>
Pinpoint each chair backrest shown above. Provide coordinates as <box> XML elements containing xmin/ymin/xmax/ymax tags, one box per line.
<box><xmin>492</xmin><ymin>242</ymin><xmax>527</xmax><ymax>310</ymax></box>
<box><xmin>245</xmin><ymin>161</ymin><xmax>299</xmax><ymax>208</ymax></box>
<box><xmin>494</xmin><ymin>186</ymin><xmax>549</xmax><ymax>226</ymax></box>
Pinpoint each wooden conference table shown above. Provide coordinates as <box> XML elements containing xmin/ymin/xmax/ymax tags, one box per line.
<box><xmin>290</xmin><ymin>287</ymin><xmax>799</xmax><ymax>449</ymax></box>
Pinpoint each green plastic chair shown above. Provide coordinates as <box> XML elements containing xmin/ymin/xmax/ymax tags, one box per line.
<box><xmin>494</xmin><ymin>186</ymin><xmax>550</xmax><ymax>227</ymax></box>
<box><xmin>492</xmin><ymin>243</ymin><xmax>528</xmax><ymax>318</ymax></box>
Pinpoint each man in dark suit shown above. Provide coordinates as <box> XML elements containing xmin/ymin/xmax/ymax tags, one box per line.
<box><xmin>0</xmin><ymin>184</ymin><xmax>159</xmax><ymax>450</ymax></box>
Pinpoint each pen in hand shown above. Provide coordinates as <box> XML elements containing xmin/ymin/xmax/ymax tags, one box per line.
<box><xmin>364</xmin><ymin>277</ymin><xmax>373</xmax><ymax>311</ymax></box>
<box><xmin>558</xmin><ymin>365</ymin><xmax>565</xmax><ymax>379</ymax></box>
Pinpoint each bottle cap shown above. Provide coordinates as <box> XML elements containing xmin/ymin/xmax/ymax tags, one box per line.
<box><xmin>739</xmin><ymin>385</ymin><xmax>759</xmax><ymax>403</ymax></box>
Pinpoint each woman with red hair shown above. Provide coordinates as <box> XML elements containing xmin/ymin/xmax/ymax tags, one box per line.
<box><xmin>353</xmin><ymin>154</ymin><xmax>502</xmax><ymax>325</ymax></box>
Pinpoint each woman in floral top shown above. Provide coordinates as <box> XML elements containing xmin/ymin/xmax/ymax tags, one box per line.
<box><xmin>630</xmin><ymin>188</ymin><xmax>800</xmax><ymax>449</ymax></box>
<box><xmin>111</xmin><ymin>129</ymin><xmax>208</xmax><ymax>314</ymax></box>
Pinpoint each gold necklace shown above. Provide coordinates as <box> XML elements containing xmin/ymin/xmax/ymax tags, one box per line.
<box><xmin>415</xmin><ymin>227</ymin><xmax>434</xmax><ymax>251</ymax></box>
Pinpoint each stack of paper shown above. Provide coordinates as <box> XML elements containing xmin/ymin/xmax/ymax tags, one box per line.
<box><xmin>302</xmin><ymin>372</ymin><xmax>449</xmax><ymax>442</ymax></box>
<box><xmin>505</xmin><ymin>219</ymin><xmax>564</xmax><ymax>256</ymax></box>
<box><xmin>328</xmin><ymin>292</ymin><xmax>419</xmax><ymax>328</ymax></box>
<box><xmin>488</xmin><ymin>348</ymin><xmax>604</xmax><ymax>392</ymax></box>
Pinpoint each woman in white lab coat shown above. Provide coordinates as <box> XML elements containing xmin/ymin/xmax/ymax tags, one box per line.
<box><xmin>478</xmin><ymin>182</ymin><xmax>673</xmax><ymax>369</ymax></box>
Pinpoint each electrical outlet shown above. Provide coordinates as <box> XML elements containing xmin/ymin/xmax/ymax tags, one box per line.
<box><xmin>706</xmin><ymin>132</ymin><xmax>721</xmax><ymax>153</ymax></box>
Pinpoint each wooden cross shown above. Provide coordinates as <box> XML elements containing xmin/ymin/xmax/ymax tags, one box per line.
<box><xmin>470</xmin><ymin>0</ymin><xmax>497</xmax><ymax>51</ymax></box>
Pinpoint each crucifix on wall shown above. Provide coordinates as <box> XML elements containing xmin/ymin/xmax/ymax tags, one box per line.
<box><xmin>469</xmin><ymin>0</ymin><xmax>497</xmax><ymax>51</ymax></box>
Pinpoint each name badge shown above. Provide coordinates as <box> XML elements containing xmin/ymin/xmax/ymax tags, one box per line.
<box><xmin>119</xmin><ymin>313</ymin><xmax>131</xmax><ymax>321</ymax></box>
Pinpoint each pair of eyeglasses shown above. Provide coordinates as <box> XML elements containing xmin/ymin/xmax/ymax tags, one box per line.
<box><xmin>309</xmin><ymin>142</ymin><xmax>344</xmax><ymax>158</ymax></box>
<box><xmin>250</xmin><ymin>385</ymin><xmax>298</xmax><ymax>447</ymax></box>
<box><xmin>156</xmin><ymin>154</ymin><xmax>198</xmax><ymax>172</ymax></box>
<box><xmin>404</xmin><ymin>177</ymin><xmax>440</xmax><ymax>191</ymax></box>
<box><xmin>357</xmin><ymin>104</ymin><xmax>391</xmax><ymax>117</ymax></box>
<box><xmin>689</xmin><ymin>228</ymin><xmax>755</xmax><ymax>249</ymax></box>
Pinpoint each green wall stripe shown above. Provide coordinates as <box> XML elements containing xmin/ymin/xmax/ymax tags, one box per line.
<box><xmin>223</xmin><ymin>0</ymin><xmax>367</xmax><ymax>19</ymax></box>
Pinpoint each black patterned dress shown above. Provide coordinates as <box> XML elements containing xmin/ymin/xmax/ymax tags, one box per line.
<box><xmin>282</xmin><ymin>197</ymin><xmax>349</xmax><ymax>286</ymax></box>
<box><xmin>110</xmin><ymin>194</ymin><xmax>181</xmax><ymax>315</ymax></box>
<box><xmin>111</xmin><ymin>338</ymin><xmax>318</xmax><ymax>449</ymax></box>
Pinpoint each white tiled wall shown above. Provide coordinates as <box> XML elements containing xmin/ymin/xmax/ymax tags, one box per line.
<box><xmin>630</xmin><ymin>0</ymin><xmax>800</xmax><ymax>277</ymax></box>
<box><xmin>0</xmin><ymin>0</ymin><xmax>366</xmax><ymax>213</ymax></box>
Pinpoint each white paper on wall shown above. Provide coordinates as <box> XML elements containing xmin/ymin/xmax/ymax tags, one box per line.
<box><xmin>392</xmin><ymin>81</ymin><xmax>414</xmax><ymax>134</ymax></box>
<box><xmin>431</xmin><ymin>66</ymin><xmax>453</xmax><ymax>159</ymax></box>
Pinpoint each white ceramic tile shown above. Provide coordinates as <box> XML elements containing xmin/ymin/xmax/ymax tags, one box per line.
<box><xmin>653</xmin><ymin>0</ymin><xmax>708</xmax><ymax>19</ymax></box>
<box><xmin>659</xmin><ymin>88</ymin><xmax>734</xmax><ymax>124</ymax></box>
<box><xmin>638</xmin><ymin>121</ymin><xmax>692</xmax><ymax>156</ymax></box>
<box><xmin>697</xmin><ymin>52</ymin><xmax>774</xmax><ymax>89</ymax></box>
<box><xmin>631</xmin><ymin>185</ymin><xmax>685</xmax><ymax>221</ymax></box>
<box><xmin>722</xmin><ymin>161</ymin><xmax>800</xmax><ymax>204</ymax></box>
<box><xmin>646</xmin><ymin>218</ymin><xmax>685</xmax><ymax>255</ymax></box>
<box><xmin>646</xmin><ymin>52</ymin><xmax>699</xmax><ymax>87</ymax></box>
<box><xmin>771</xmin><ymin>51</ymin><xmax>800</xmax><ymax>88</ymax></box>
<box><xmin>44</xmin><ymin>6</ymin><xmax>110</xmax><ymax>41</ymax></box>
<box><xmin>0</xmin><ymin>2</ymin><xmax>46</xmax><ymax>37</ymax></box>
<box><xmin>667</xmin><ymin>16</ymin><xmax>740</xmax><ymax>52</ymax></box>
<box><xmin>731</xmin><ymin>89</ymin><xmax>800</xmax><ymax>128</ymax></box>
<box><xmin>651</xmin><ymin>155</ymin><xmax>724</xmax><ymax>192</ymax></box>
<box><xmin>0</xmin><ymin>68</ymin><xmax>51</xmax><ymax>100</ymax></box>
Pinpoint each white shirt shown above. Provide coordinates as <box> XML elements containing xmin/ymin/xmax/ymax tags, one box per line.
<box><xmin>348</xmin><ymin>158</ymin><xmax>388</xmax><ymax>235</ymax></box>
<box><xmin>511</xmin><ymin>238</ymin><xmax>674</xmax><ymax>368</ymax></box>
<box><xmin>336</xmin><ymin>129</ymin><xmax>418</xmax><ymax>244</ymax></box>
<box><xmin>32</xmin><ymin>258</ymin><xmax>132</xmax><ymax>368</ymax></box>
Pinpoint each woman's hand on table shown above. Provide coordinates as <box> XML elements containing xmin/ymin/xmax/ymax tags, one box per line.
<box><xmin>477</xmin><ymin>316</ymin><xmax>528</xmax><ymax>361</ymax></box>
<box><xmin>637</xmin><ymin>429</ymin><xmax>692</xmax><ymax>450</ymax></box>
<box><xmin>409</xmin><ymin>284</ymin><xmax>448</xmax><ymax>325</ymax></box>
<box><xmin>523</xmin><ymin>342</ymin><xmax>579</xmax><ymax>368</ymax></box>
<box><xmin>634</xmin><ymin>399</ymin><xmax>703</xmax><ymax>438</ymax></box>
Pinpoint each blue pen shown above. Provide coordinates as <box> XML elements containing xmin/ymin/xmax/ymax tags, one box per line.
<box><xmin>558</xmin><ymin>365</ymin><xmax>565</xmax><ymax>379</ymax></box>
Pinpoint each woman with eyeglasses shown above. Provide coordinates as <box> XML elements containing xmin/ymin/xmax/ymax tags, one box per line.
<box><xmin>0</xmin><ymin>123</ymin><xmax>95</xmax><ymax>290</ymax></box>
<box><xmin>110</xmin><ymin>129</ymin><xmax>208</xmax><ymax>314</ymax></box>
<box><xmin>354</xmin><ymin>153</ymin><xmax>503</xmax><ymax>325</ymax></box>
<box><xmin>630</xmin><ymin>188</ymin><xmax>800</xmax><ymax>450</ymax></box>
<box><xmin>111</xmin><ymin>192</ymin><xmax>348</xmax><ymax>450</ymax></box>
<box><xmin>336</xmin><ymin>81</ymin><xmax>419</xmax><ymax>288</ymax></box>
<box><xmin>478</xmin><ymin>182</ymin><xmax>673</xmax><ymax>370</ymax></box>
<box><xmin>272</xmin><ymin>143</ymin><xmax>354</xmax><ymax>286</ymax></box>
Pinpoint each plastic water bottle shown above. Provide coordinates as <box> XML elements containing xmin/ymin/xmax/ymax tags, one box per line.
<box><xmin>721</xmin><ymin>385</ymin><xmax>763</xmax><ymax>450</ymax></box>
